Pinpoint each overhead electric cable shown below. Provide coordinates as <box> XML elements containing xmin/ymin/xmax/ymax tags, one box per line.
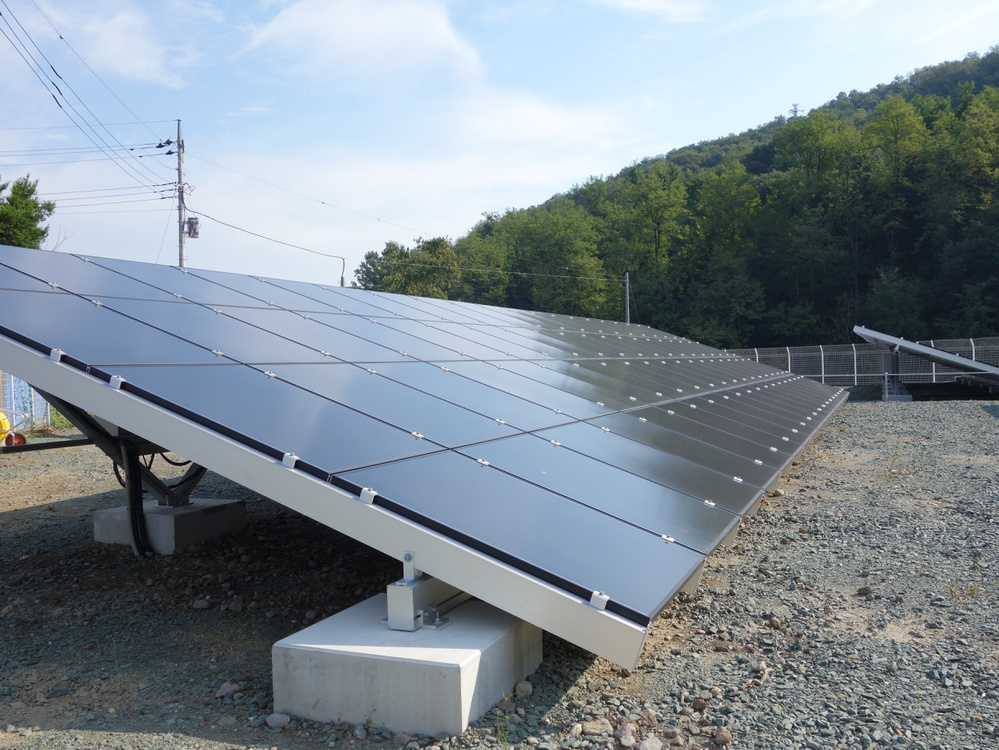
<box><xmin>50</xmin><ymin>190</ymin><xmax>173</xmax><ymax>203</ymax></box>
<box><xmin>0</xmin><ymin>0</ymin><xmax>169</xmax><ymax>187</ymax></box>
<box><xmin>0</xmin><ymin>120</ymin><xmax>176</xmax><ymax>131</ymax></box>
<box><xmin>186</xmin><ymin>152</ymin><xmax>431</xmax><ymax>237</ymax></box>
<box><xmin>185</xmin><ymin>201</ymin><xmax>347</xmax><ymax>279</ymax></box>
<box><xmin>40</xmin><ymin>183</ymin><xmax>174</xmax><ymax>197</ymax></box>
<box><xmin>56</xmin><ymin>207</ymin><xmax>173</xmax><ymax>215</ymax></box>
<box><xmin>27</xmin><ymin>0</ymin><xmax>165</xmax><ymax>142</ymax></box>
<box><xmin>52</xmin><ymin>196</ymin><xmax>172</xmax><ymax>209</ymax></box>
<box><xmin>0</xmin><ymin>142</ymin><xmax>164</xmax><ymax>156</ymax></box>
<box><xmin>379</xmin><ymin>258</ymin><xmax>625</xmax><ymax>283</ymax></box>
<box><xmin>1</xmin><ymin>154</ymin><xmax>172</xmax><ymax>167</ymax></box>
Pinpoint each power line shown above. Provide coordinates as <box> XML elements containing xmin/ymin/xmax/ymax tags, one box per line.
<box><xmin>0</xmin><ymin>0</ymin><xmax>169</xmax><ymax>188</ymax></box>
<box><xmin>186</xmin><ymin>152</ymin><xmax>432</xmax><ymax>237</ymax></box>
<box><xmin>378</xmin><ymin>258</ymin><xmax>626</xmax><ymax>283</ymax></box>
<box><xmin>0</xmin><ymin>121</ymin><xmax>177</xmax><ymax>131</ymax></box>
<box><xmin>51</xmin><ymin>196</ymin><xmax>172</xmax><ymax>208</ymax></box>
<box><xmin>1</xmin><ymin>153</ymin><xmax>173</xmax><ymax>167</ymax></box>
<box><xmin>48</xmin><ymin>190</ymin><xmax>174</xmax><ymax>203</ymax></box>
<box><xmin>27</xmin><ymin>0</ymin><xmax>166</xmax><ymax>142</ymax></box>
<box><xmin>0</xmin><ymin>142</ymin><xmax>163</xmax><ymax>155</ymax></box>
<box><xmin>39</xmin><ymin>182</ymin><xmax>174</xmax><ymax>197</ymax></box>
<box><xmin>56</xmin><ymin>207</ymin><xmax>173</xmax><ymax>215</ymax></box>
<box><xmin>184</xmin><ymin>200</ymin><xmax>347</xmax><ymax>281</ymax></box>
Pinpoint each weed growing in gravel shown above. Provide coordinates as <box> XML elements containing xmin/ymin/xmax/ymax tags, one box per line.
<box><xmin>883</xmin><ymin>453</ymin><xmax>918</xmax><ymax>482</ymax></box>
<box><xmin>949</xmin><ymin>578</ymin><xmax>980</xmax><ymax>599</ymax></box>
<box><xmin>494</xmin><ymin>693</ymin><xmax>514</xmax><ymax>750</ymax></box>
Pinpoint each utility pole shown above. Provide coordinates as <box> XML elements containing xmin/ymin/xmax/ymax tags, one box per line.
<box><xmin>176</xmin><ymin>119</ymin><xmax>186</xmax><ymax>268</ymax></box>
<box><xmin>624</xmin><ymin>271</ymin><xmax>630</xmax><ymax>324</ymax></box>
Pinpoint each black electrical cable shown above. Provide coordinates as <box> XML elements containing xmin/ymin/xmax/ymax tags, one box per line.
<box><xmin>121</xmin><ymin>443</ymin><xmax>152</xmax><ymax>558</ymax></box>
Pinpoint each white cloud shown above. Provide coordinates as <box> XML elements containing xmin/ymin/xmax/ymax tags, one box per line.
<box><xmin>34</xmin><ymin>1</ymin><xmax>191</xmax><ymax>88</ymax></box>
<box><xmin>84</xmin><ymin>10</ymin><xmax>185</xmax><ymax>87</ymax></box>
<box><xmin>457</xmin><ymin>88</ymin><xmax>622</xmax><ymax>152</ymax></box>
<box><xmin>247</xmin><ymin>0</ymin><xmax>482</xmax><ymax>81</ymax></box>
<box><xmin>586</xmin><ymin>0</ymin><xmax>707</xmax><ymax>22</ymax></box>
<box><xmin>717</xmin><ymin>0</ymin><xmax>875</xmax><ymax>35</ymax></box>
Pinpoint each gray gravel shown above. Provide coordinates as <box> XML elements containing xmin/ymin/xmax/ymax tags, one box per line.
<box><xmin>1</xmin><ymin>395</ymin><xmax>998</xmax><ymax>750</ymax></box>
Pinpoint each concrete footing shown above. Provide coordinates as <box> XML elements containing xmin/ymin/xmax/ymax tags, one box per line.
<box><xmin>273</xmin><ymin>593</ymin><xmax>543</xmax><ymax>736</ymax></box>
<box><xmin>93</xmin><ymin>498</ymin><xmax>246</xmax><ymax>555</ymax></box>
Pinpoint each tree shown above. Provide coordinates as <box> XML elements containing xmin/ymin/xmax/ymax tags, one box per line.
<box><xmin>0</xmin><ymin>175</ymin><xmax>54</xmax><ymax>249</ymax></box>
<box><xmin>354</xmin><ymin>238</ymin><xmax>463</xmax><ymax>299</ymax></box>
<box><xmin>505</xmin><ymin>198</ymin><xmax>608</xmax><ymax>317</ymax></box>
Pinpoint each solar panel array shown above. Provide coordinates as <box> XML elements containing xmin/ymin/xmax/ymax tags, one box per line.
<box><xmin>0</xmin><ymin>244</ymin><xmax>846</xmax><ymax>666</ymax></box>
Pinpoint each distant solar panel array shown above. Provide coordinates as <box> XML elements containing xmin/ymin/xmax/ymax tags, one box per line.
<box><xmin>0</xmin><ymin>244</ymin><xmax>846</xmax><ymax>667</ymax></box>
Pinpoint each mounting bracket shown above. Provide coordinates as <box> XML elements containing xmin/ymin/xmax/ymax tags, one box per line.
<box><xmin>386</xmin><ymin>552</ymin><xmax>470</xmax><ymax>631</ymax></box>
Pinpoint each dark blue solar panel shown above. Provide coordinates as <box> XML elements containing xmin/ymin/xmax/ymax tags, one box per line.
<box><xmin>0</xmin><ymin>244</ymin><xmax>848</xmax><ymax>643</ymax></box>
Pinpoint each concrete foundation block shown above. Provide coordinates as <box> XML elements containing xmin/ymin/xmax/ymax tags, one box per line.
<box><xmin>273</xmin><ymin>593</ymin><xmax>543</xmax><ymax>736</ymax></box>
<box><xmin>93</xmin><ymin>498</ymin><xmax>246</xmax><ymax>555</ymax></box>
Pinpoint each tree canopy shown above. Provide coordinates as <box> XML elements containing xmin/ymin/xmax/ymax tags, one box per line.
<box><xmin>0</xmin><ymin>175</ymin><xmax>55</xmax><ymax>249</ymax></box>
<box><xmin>357</xmin><ymin>46</ymin><xmax>999</xmax><ymax>347</ymax></box>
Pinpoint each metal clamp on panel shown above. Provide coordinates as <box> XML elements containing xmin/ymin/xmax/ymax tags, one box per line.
<box><xmin>589</xmin><ymin>590</ymin><xmax>610</xmax><ymax>611</ymax></box>
<box><xmin>49</xmin><ymin>348</ymin><xmax>64</xmax><ymax>363</ymax></box>
<box><xmin>282</xmin><ymin>452</ymin><xmax>298</xmax><ymax>468</ymax></box>
<box><xmin>109</xmin><ymin>375</ymin><xmax>126</xmax><ymax>390</ymax></box>
<box><xmin>359</xmin><ymin>487</ymin><xmax>377</xmax><ymax>505</ymax></box>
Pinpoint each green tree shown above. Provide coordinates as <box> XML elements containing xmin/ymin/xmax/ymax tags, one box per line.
<box><xmin>864</xmin><ymin>266</ymin><xmax>927</xmax><ymax>339</ymax></box>
<box><xmin>0</xmin><ymin>175</ymin><xmax>55</xmax><ymax>249</ymax></box>
<box><xmin>497</xmin><ymin>198</ymin><xmax>608</xmax><ymax>316</ymax></box>
<box><xmin>681</xmin><ymin>164</ymin><xmax>764</xmax><ymax>347</ymax></box>
<box><xmin>355</xmin><ymin>238</ymin><xmax>463</xmax><ymax>299</ymax></box>
<box><xmin>865</xmin><ymin>96</ymin><xmax>929</xmax><ymax>262</ymax></box>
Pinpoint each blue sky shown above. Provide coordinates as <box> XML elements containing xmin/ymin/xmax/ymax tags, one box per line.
<box><xmin>2</xmin><ymin>0</ymin><xmax>998</xmax><ymax>285</ymax></box>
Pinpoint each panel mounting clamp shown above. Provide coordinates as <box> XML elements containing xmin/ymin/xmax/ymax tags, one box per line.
<box><xmin>282</xmin><ymin>452</ymin><xmax>298</xmax><ymax>468</ymax></box>
<box><xmin>109</xmin><ymin>375</ymin><xmax>126</xmax><ymax>390</ymax></box>
<box><xmin>49</xmin><ymin>348</ymin><xmax>64</xmax><ymax>363</ymax></box>
<box><xmin>589</xmin><ymin>590</ymin><xmax>610</xmax><ymax>611</ymax></box>
<box><xmin>359</xmin><ymin>487</ymin><xmax>377</xmax><ymax>505</ymax></box>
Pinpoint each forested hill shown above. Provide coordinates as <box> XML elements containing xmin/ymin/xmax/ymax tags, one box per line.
<box><xmin>356</xmin><ymin>47</ymin><xmax>999</xmax><ymax>348</ymax></box>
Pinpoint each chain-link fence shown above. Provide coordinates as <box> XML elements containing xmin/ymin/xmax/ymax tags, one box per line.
<box><xmin>2</xmin><ymin>337</ymin><xmax>997</xmax><ymax>428</ymax></box>
<box><xmin>727</xmin><ymin>337</ymin><xmax>999</xmax><ymax>386</ymax></box>
<box><xmin>2</xmin><ymin>370</ymin><xmax>52</xmax><ymax>430</ymax></box>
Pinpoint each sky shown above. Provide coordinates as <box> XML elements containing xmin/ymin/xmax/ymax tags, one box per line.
<box><xmin>2</xmin><ymin>0</ymin><xmax>998</xmax><ymax>287</ymax></box>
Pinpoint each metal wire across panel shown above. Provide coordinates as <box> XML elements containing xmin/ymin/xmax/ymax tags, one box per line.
<box><xmin>0</xmin><ymin>244</ymin><xmax>846</xmax><ymax>668</ymax></box>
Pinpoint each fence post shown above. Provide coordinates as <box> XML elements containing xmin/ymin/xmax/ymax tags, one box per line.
<box><xmin>971</xmin><ymin>338</ymin><xmax>977</xmax><ymax>361</ymax></box>
<box><xmin>754</xmin><ymin>347</ymin><xmax>759</xmax><ymax>362</ymax></box>
<box><xmin>852</xmin><ymin>344</ymin><xmax>858</xmax><ymax>386</ymax></box>
<box><xmin>786</xmin><ymin>346</ymin><xmax>791</xmax><ymax>373</ymax></box>
<box><xmin>930</xmin><ymin>340</ymin><xmax>936</xmax><ymax>383</ymax></box>
<box><xmin>819</xmin><ymin>345</ymin><xmax>825</xmax><ymax>383</ymax></box>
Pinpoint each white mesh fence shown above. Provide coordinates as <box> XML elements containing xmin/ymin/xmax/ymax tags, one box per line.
<box><xmin>2</xmin><ymin>338</ymin><xmax>997</xmax><ymax>426</ymax></box>
<box><xmin>728</xmin><ymin>337</ymin><xmax>999</xmax><ymax>385</ymax></box>
<box><xmin>1</xmin><ymin>370</ymin><xmax>51</xmax><ymax>430</ymax></box>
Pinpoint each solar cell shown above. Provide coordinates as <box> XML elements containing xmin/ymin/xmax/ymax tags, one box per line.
<box><xmin>0</xmin><ymin>245</ymin><xmax>847</xmax><ymax>668</ymax></box>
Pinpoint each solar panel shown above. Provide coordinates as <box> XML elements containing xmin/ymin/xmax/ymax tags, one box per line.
<box><xmin>0</xmin><ymin>244</ymin><xmax>847</xmax><ymax>668</ymax></box>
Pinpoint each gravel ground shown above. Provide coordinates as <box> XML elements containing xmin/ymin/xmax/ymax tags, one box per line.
<box><xmin>1</xmin><ymin>394</ymin><xmax>998</xmax><ymax>750</ymax></box>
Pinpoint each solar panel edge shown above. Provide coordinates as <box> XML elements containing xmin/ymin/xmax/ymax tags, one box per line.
<box><xmin>0</xmin><ymin>329</ymin><xmax>654</xmax><ymax>668</ymax></box>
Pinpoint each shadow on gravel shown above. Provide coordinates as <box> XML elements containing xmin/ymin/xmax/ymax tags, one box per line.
<box><xmin>0</xmin><ymin>476</ymin><xmax>399</xmax><ymax>741</ymax></box>
<box><xmin>0</xmin><ymin>472</ymin><xmax>590</xmax><ymax>747</ymax></box>
<box><xmin>980</xmin><ymin>403</ymin><xmax>999</xmax><ymax>421</ymax></box>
